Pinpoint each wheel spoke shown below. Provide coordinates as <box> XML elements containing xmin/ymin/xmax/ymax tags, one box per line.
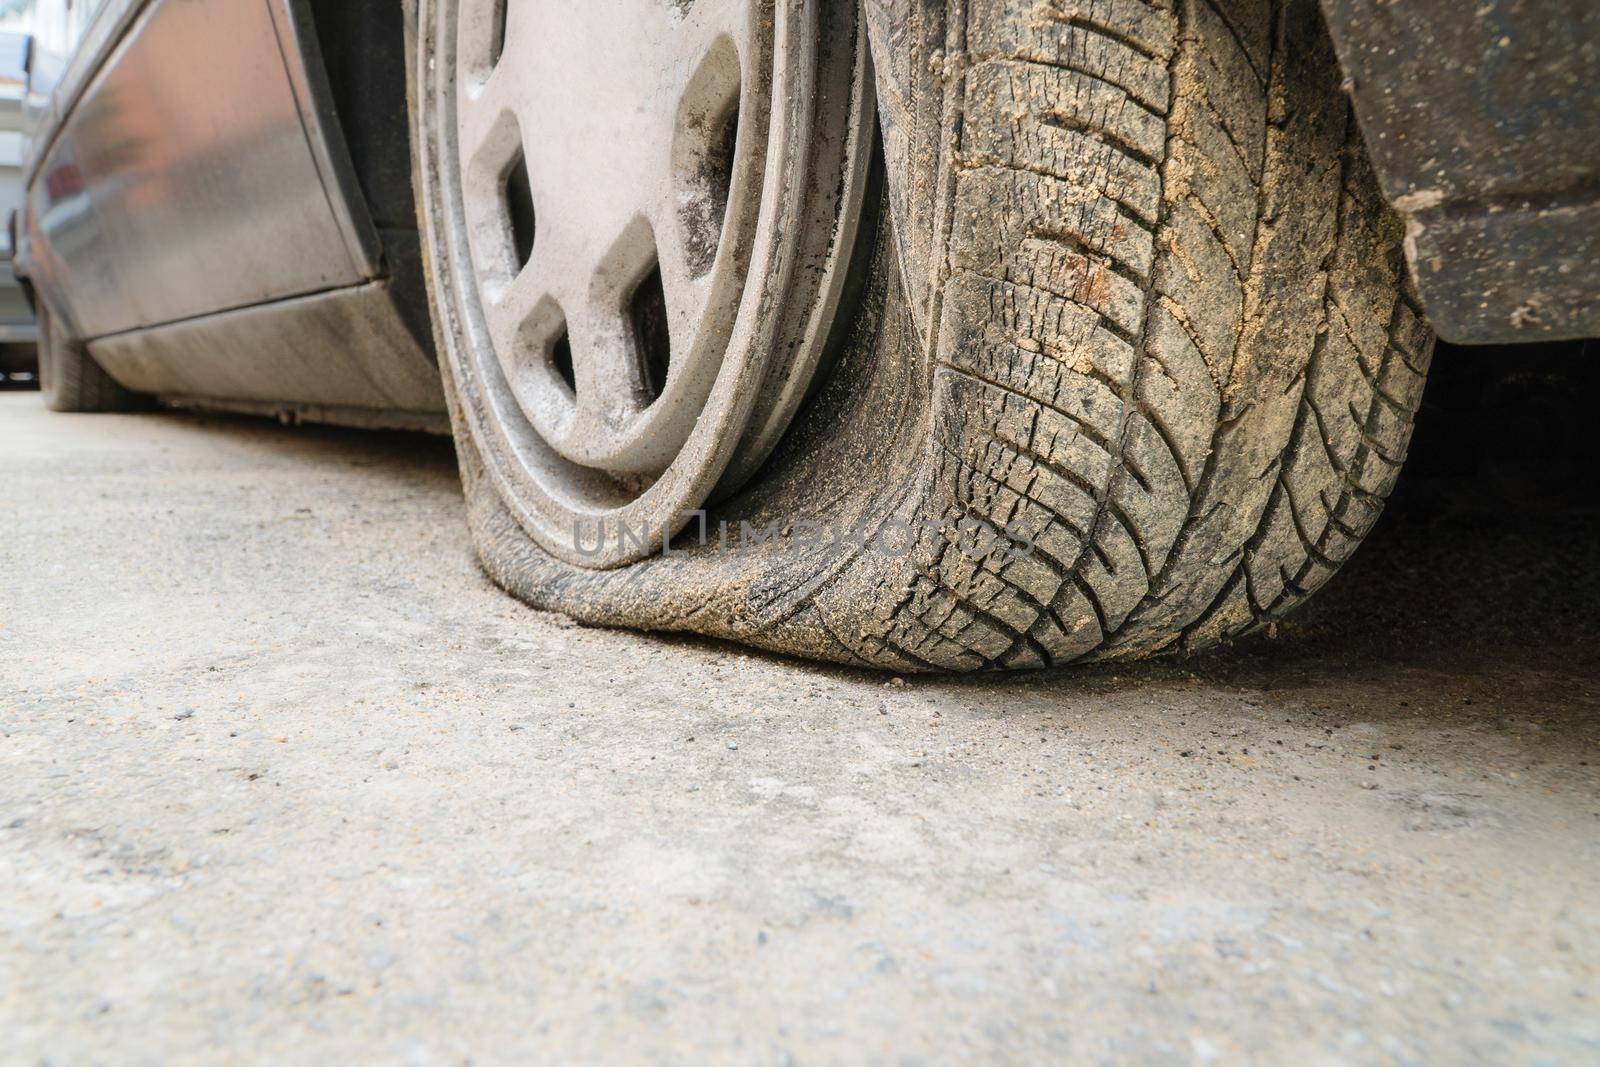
<box><xmin>652</xmin><ymin>0</ymin><xmax>763</xmax><ymax>392</ymax></box>
<box><xmin>456</xmin><ymin>61</ymin><xmax>518</xmax><ymax>180</ymax></box>
<box><xmin>481</xmin><ymin>249</ymin><xmax>552</xmax><ymax>368</ymax></box>
<box><xmin>669</xmin><ymin>0</ymin><xmax>754</xmax><ymax>70</ymax></box>
<box><xmin>654</xmin><ymin>242</ymin><xmax>716</xmax><ymax>365</ymax></box>
<box><xmin>568</xmin><ymin>299</ymin><xmax>648</xmax><ymax>430</ymax></box>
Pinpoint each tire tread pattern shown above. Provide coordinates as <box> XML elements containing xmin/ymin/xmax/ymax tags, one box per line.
<box><xmin>844</xmin><ymin>0</ymin><xmax>1433</xmax><ymax>668</ymax></box>
<box><xmin>41</xmin><ymin>312</ymin><xmax>143</xmax><ymax>414</ymax></box>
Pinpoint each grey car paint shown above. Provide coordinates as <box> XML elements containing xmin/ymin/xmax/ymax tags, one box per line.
<box><xmin>14</xmin><ymin>0</ymin><xmax>443</xmax><ymax>423</ymax></box>
<box><xmin>28</xmin><ymin>0</ymin><xmax>373</xmax><ymax>334</ymax></box>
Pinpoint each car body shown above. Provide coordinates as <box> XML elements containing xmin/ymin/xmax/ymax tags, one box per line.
<box><xmin>13</xmin><ymin>0</ymin><xmax>443</xmax><ymax>427</ymax></box>
<box><xmin>9</xmin><ymin>0</ymin><xmax>1596</xmax><ymax>430</ymax></box>
<box><xmin>0</xmin><ymin>29</ymin><xmax>37</xmax><ymax>379</ymax></box>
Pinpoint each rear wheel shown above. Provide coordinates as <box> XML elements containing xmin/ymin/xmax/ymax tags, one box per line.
<box><xmin>413</xmin><ymin>0</ymin><xmax>1433</xmax><ymax>671</ymax></box>
<box><xmin>37</xmin><ymin>305</ymin><xmax>144</xmax><ymax>413</ymax></box>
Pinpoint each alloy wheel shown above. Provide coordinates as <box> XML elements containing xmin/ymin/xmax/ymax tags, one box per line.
<box><xmin>417</xmin><ymin>0</ymin><xmax>873</xmax><ymax>566</ymax></box>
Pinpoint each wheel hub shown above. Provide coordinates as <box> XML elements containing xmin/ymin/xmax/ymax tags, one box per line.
<box><xmin>420</xmin><ymin>0</ymin><xmax>872</xmax><ymax>566</ymax></box>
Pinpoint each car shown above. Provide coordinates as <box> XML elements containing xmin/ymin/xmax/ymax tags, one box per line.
<box><xmin>12</xmin><ymin>0</ymin><xmax>1597</xmax><ymax>670</ymax></box>
<box><xmin>0</xmin><ymin>29</ymin><xmax>37</xmax><ymax>382</ymax></box>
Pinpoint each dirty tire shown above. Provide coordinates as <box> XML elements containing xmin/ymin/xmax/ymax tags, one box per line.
<box><xmin>38</xmin><ymin>306</ymin><xmax>143</xmax><ymax>414</ymax></box>
<box><xmin>427</xmin><ymin>0</ymin><xmax>1433</xmax><ymax>671</ymax></box>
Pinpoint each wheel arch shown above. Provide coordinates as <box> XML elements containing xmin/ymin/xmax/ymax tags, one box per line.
<box><xmin>293</xmin><ymin>0</ymin><xmax>436</xmax><ymax>356</ymax></box>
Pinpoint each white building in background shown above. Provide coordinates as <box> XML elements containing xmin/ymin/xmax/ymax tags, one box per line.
<box><xmin>0</xmin><ymin>0</ymin><xmax>103</xmax><ymax>48</ymax></box>
<box><xmin>3</xmin><ymin>0</ymin><xmax>108</xmax><ymax>100</ymax></box>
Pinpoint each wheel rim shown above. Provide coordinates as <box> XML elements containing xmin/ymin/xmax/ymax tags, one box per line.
<box><xmin>419</xmin><ymin>0</ymin><xmax>873</xmax><ymax>567</ymax></box>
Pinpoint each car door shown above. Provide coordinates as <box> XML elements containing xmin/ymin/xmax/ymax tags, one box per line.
<box><xmin>22</xmin><ymin>0</ymin><xmax>378</xmax><ymax>338</ymax></box>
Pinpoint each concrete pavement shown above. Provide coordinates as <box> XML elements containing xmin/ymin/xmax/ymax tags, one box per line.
<box><xmin>2</xmin><ymin>393</ymin><xmax>1596</xmax><ymax>1065</ymax></box>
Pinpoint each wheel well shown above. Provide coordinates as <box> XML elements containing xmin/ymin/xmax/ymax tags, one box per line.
<box><xmin>295</xmin><ymin>0</ymin><xmax>434</xmax><ymax>355</ymax></box>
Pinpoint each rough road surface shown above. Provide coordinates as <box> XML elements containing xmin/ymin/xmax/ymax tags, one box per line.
<box><xmin>2</xmin><ymin>393</ymin><xmax>1596</xmax><ymax>1065</ymax></box>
